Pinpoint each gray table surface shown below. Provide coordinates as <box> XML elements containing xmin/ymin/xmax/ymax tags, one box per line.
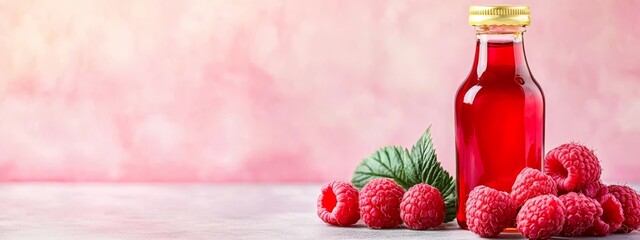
<box><xmin>0</xmin><ymin>184</ymin><xmax>638</xmax><ymax>239</ymax></box>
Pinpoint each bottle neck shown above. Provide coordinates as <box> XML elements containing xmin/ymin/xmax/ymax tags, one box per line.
<box><xmin>472</xmin><ymin>26</ymin><xmax>529</xmax><ymax>76</ymax></box>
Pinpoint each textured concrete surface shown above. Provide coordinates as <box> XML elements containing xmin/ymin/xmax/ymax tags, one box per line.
<box><xmin>0</xmin><ymin>184</ymin><xmax>638</xmax><ymax>239</ymax></box>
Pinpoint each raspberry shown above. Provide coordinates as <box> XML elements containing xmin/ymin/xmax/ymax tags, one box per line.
<box><xmin>317</xmin><ymin>181</ymin><xmax>360</xmax><ymax>226</ymax></box>
<box><xmin>400</xmin><ymin>183</ymin><xmax>445</xmax><ymax>230</ymax></box>
<box><xmin>358</xmin><ymin>178</ymin><xmax>405</xmax><ymax>228</ymax></box>
<box><xmin>608</xmin><ymin>185</ymin><xmax>640</xmax><ymax>233</ymax></box>
<box><xmin>558</xmin><ymin>192</ymin><xmax>599</xmax><ymax>236</ymax></box>
<box><xmin>579</xmin><ymin>180</ymin><xmax>608</xmax><ymax>199</ymax></box>
<box><xmin>544</xmin><ymin>143</ymin><xmax>601</xmax><ymax>192</ymax></box>
<box><xmin>516</xmin><ymin>195</ymin><xmax>566</xmax><ymax>240</ymax></box>
<box><xmin>585</xmin><ymin>193</ymin><xmax>624</xmax><ymax>236</ymax></box>
<box><xmin>511</xmin><ymin>168</ymin><xmax>558</xmax><ymax>208</ymax></box>
<box><xmin>466</xmin><ymin>186</ymin><xmax>516</xmax><ymax>237</ymax></box>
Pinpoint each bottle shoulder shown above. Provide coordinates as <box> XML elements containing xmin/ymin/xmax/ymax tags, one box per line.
<box><xmin>456</xmin><ymin>70</ymin><xmax>544</xmax><ymax>103</ymax></box>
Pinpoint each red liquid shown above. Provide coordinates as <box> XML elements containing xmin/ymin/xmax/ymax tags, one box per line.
<box><xmin>455</xmin><ymin>40</ymin><xmax>544</xmax><ymax>228</ymax></box>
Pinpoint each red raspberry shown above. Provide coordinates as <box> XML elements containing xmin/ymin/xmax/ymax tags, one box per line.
<box><xmin>579</xmin><ymin>180</ymin><xmax>608</xmax><ymax>199</ymax></box>
<box><xmin>544</xmin><ymin>143</ymin><xmax>601</xmax><ymax>192</ymax></box>
<box><xmin>516</xmin><ymin>195</ymin><xmax>566</xmax><ymax>240</ymax></box>
<box><xmin>400</xmin><ymin>183</ymin><xmax>445</xmax><ymax>230</ymax></box>
<box><xmin>358</xmin><ymin>178</ymin><xmax>405</xmax><ymax>228</ymax></box>
<box><xmin>608</xmin><ymin>185</ymin><xmax>640</xmax><ymax>233</ymax></box>
<box><xmin>511</xmin><ymin>168</ymin><xmax>558</xmax><ymax>208</ymax></box>
<box><xmin>466</xmin><ymin>186</ymin><xmax>516</xmax><ymax>237</ymax></box>
<box><xmin>317</xmin><ymin>181</ymin><xmax>360</xmax><ymax>226</ymax></box>
<box><xmin>558</xmin><ymin>192</ymin><xmax>599</xmax><ymax>236</ymax></box>
<box><xmin>585</xmin><ymin>193</ymin><xmax>624</xmax><ymax>236</ymax></box>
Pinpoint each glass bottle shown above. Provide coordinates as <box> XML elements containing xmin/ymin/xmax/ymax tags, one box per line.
<box><xmin>455</xmin><ymin>5</ymin><xmax>545</xmax><ymax>228</ymax></box>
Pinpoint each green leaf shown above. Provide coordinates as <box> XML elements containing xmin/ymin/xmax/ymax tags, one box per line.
<box><xmin>351</xmin><ymin>126</ymin><xmax>457</xmax><ymax>223</ymax></box>
<box><xmin>351</xmin><ymin>146</ymin><xmax>414</xmax><ymax>189</ymax></box>
<box><xmin>407</xmin><ymin>127</ymin><xmax>457</xmax><ymax>223</ymax></box>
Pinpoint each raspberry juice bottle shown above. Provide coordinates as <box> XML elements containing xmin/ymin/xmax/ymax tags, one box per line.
<box><xmin>455</xmin><ymin>5</ymin><xmax>544</xmax><ymax>228</ymax></box>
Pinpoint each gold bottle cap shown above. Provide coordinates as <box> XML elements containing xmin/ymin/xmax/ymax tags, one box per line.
<box><xmin>469</xmin><ymin>5</ymin><xmax>530</xmax><ymax>26</ymax></box>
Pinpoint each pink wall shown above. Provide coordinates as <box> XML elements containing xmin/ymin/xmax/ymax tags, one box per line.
<box><xmin>0</xmin><ymin>0</ymin><xmax>638</xmax><ymax>182</ymax></box>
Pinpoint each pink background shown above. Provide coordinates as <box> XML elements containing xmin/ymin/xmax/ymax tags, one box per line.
<box><xmin>0</xmin><ymin>0</ymin><xmax>638</xmax><ymax>182</ymax></box>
